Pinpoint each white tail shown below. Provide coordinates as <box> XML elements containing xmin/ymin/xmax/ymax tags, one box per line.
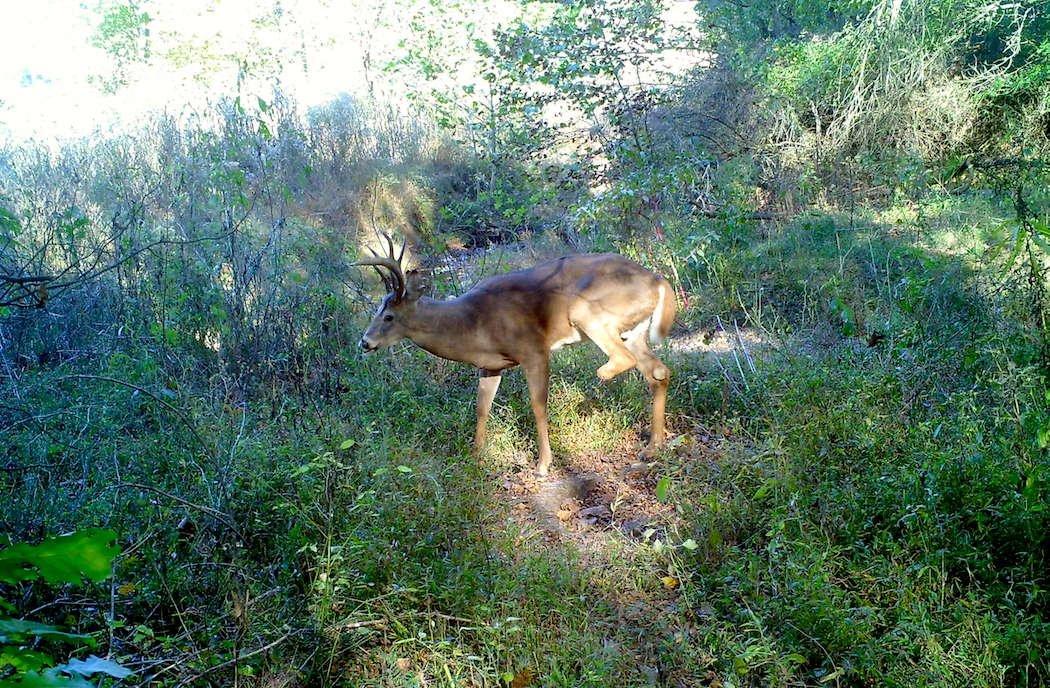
<box><xmin>649</xmin><ymin>282</ymin><xmax>670</xmax><ymax>346</ymax></box>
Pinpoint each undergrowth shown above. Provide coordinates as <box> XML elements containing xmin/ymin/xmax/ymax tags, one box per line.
<box><xmin>3</xmin><ymin>187</ymin><xmax>1046</xmax><ymax>686</ymax></box>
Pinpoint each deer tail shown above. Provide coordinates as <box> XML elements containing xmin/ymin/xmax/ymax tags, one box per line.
<box><xmin>648</xmin><ymin>281</ymin><xmax>676</xmax><ymax>346</ymax></box>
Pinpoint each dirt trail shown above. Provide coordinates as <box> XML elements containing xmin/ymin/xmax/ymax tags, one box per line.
<box><xmin>488</xmin><ymin>330</ymin><xmax>757</xmax><ymax>686</ymax></box>
<box><xmin>496</xmin><ymin>328</ymin><xmax>771</xmax><ymax>559</ymax></box>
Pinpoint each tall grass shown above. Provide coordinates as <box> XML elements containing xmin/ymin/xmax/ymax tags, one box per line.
<box><xmin>2</xmin><ymin>15</ymin><xmax>1048</xmax><ymax>685</ymax></box>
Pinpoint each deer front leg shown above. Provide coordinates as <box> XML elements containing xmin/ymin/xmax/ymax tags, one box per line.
<box><xmin>522</xmin><ymin>356</ymin><xmax>553</xmax><ymax>477</ymax></box>
<box><xmin>474</xmin><ymin>370</ymin><xmax>502</xmax><ymax>454</ymax></box>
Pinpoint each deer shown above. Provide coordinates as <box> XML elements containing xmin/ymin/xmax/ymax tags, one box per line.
<box><xmin>356</xmin><ymin>236</ymin><xmax>676</xmax><ymax>477</ymax></box>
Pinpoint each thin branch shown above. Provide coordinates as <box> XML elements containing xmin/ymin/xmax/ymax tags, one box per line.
<box><xmin>110</xmin><ymin>482</ymin><xmax>242</xmax><ymax>539</ymax></box>
<box><xmin>174</xmin><ymin>631</ymin><xmax>297</xmax><ymax>688</ymax></box>
<box><xmin>56</xmin><ymin>374</ymin><xmax>215</xmax><ymax>461</ymax></box>
<box><xmin>0</xmin><ymin>229</ymin><xmax>238</xmax><ymax>309</ymax></box>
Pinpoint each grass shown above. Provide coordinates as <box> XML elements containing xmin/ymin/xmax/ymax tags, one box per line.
<box><xmin>2</xmin><ymin>190</ymin><xmax>1047</xmax><ymax>686</ymax></box>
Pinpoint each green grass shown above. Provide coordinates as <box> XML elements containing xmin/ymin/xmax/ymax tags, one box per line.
<box><xmin>2</xmin><ymin>192</ymin><xmax>1047</xmax><ymax>686</ymax></box>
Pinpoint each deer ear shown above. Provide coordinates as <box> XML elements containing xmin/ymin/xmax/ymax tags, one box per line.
<box><xmin>404</xmin><ymin>269</ymin><xmax>431</xmax><ymax>301</ymax></box>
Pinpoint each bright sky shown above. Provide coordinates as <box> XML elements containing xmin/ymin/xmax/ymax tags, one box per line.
<box><xmin>0</xmin><ymin>3</ymin><xmax>107</xmax><ymax>141</ymax></box>
<box><xmin>0</xmin><ymin>1</ymin><xmax>703</xmax><ymax>145</ymax></box>
<box><xmin>0</xmin><ymin>0</ymin><xmax>473</xmax><ymax>143</ymax></box>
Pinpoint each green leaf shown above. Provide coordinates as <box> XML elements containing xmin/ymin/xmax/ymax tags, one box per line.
<box><xmin>61</xmin><ymin>655</ymin><xmax>133</xmax><ymax>679</ymax></box>
<box><xmin>0</xmin><ymin>647</ymin><xmax>54</xmax><ymax>672</ymax></box>
<box><xmin>1032</xmin><ymin>228</ymin><xmax>1050</xmax><ymax>255</ymax></box>
<box><xmin>0</xmin><ymin>530</ymin><xmax>118</xmax><ymax>585</ymax></box>
<box><xmin>753</xmin><ymin>478</ymin><xmax>777</xmax><ymax>500</ymax></box>
<box><xmin>1033</xmin><ymin>218</ymin><xmax>1050</xmax><ymax>238</ymax></box>
<box><xmin>0</xmin><ymin>670</ymin><xmax>94</xmax><ymax>687</ymax></box>
<box><xmin>0</xmin><ymin>620</ymin><xmax>88</xmax><ymax>644</ymax></box>
<box><xmin>339</xmin><ymin>439</ymin><xmax>355</xmax><ymax>450</ymax></box>
<box><xmin>1022</xmin><ymin>473</ymin><xmax>1040</xmax><ymax>501</ymax></box>
<box><xmin>396</xmin><ymin>465</ymin><xmax>413</xmax><ymax>474</ymax></box>
<box><xmin>654</xmin><ymin>476</ymin><xmax>671</xmax><ymax>502</ymax></box>
<box><xmin>681</xmin><ymin>538</ymin><xmax>699</xmax><ymax>551</ymax></box>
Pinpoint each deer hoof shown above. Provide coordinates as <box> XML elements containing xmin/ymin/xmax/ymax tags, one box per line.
<box><xmin>640</xmin><ymin>441</ymin><xmax>665</xmax><ymax>459</ymax></box>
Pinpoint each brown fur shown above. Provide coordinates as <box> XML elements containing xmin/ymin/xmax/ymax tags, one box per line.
<box><xmin>359</xmin><ymin>252</ymin><xmax>676</xmax><ymax>476</ymax></box>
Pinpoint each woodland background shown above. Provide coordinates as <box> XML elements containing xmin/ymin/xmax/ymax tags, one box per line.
<box><xmin>1</xmin><ymin>1</ymin><xmax>1047</xmax><ymax>686</ymax></box>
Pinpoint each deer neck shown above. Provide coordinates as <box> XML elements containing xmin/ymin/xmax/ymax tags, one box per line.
<box><xmin>403</xmin><ymin>296</ymin><xmax>476</xmax><ymax>363</ymax></box>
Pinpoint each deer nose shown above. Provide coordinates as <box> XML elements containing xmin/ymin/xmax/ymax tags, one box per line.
<box><xmin>360</xmin><ymin>337</ymin><xmax>377</xmax><ymax>352</ymax></box>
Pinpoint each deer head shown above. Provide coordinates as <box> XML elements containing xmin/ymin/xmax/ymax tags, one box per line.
<box><xmin>356</xmin><ymin>232</ymin><xmax>430</xmax><ymax>352</ymax></box>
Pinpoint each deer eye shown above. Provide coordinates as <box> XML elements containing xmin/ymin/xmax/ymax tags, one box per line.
<box><xmin>383</xmin><ymin>314</ymin><xmax>394</xmax><ymax>322</ymax></box>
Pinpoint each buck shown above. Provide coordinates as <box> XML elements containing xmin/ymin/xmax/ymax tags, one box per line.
<box><xmin>357</xmin><ymin>238</ymin><xmax>676</xmax><ymax>477</ymax></box>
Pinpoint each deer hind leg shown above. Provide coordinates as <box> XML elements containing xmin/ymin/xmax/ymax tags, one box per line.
<box><xmin>576</xmin><ymin>321</ymin><xmax>638</xmax><ymax>381</ymax></box>
<box><xmin>624</xmin><ymin>335</ymin><xmax>670</xmax><ymax>453</ymax></box>
<box><xmin>473</xmin><ymin>370</ymin><xmax>502</xmax><ymax>455</ymax></box>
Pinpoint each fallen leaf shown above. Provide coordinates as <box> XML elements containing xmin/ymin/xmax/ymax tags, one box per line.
<box><xmin>509</xmin><ymin>667</ymin><xmax>536</xmax><ymax>687</ymax></box>
<box><xmin>578</xmin><ymin>504</ymin><xmax>611</xmax><ymax>525</ymax></box>
<box><xmin>620</xmin><ymin>517</ymin><xmax>652</xmax><ymax>537</ymax></box>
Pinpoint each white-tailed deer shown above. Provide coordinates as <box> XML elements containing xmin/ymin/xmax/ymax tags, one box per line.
<box><xmin>357</xmin><ymin>237</ymin><xmax>675</xmax><ymax>476</ymax></box>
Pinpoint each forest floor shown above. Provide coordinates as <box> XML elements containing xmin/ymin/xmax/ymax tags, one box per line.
<box><xmin>499</xmin><ymin>327</ymin><xmax>772</xmax><ymax>562</ymax></box>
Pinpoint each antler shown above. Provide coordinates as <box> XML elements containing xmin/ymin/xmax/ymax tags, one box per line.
<box><xmin>355</xmin><ymin>230</ymin><xmax>407</xmax><ymax>299</ymax></box>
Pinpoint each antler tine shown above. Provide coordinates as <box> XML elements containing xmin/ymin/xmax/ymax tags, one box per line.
<box><xmin>356</xmin><ymin>228</ymin><xmax>407</xmax><ymax>298</ymax></box>
<box><xmin>362</xmin><ymin>246</ymin><xmax>390</xmax><ymax>291</ymax></box>
<box><xmin>397</xmin><ymin>238</ymin><xmax>407</xmax><ymax>264</ymax></box>
<box><xmin>371</xmin><ymin>266</ymin><xmax>392</xmax><ymax>293</ymax></box>
<box><xmin>354</xmin><ymin>255</ymin><xmax>405</xmax><ymax>298</ymax></box>
<box><xmin>371</xmin><ymin>228</ymin><xmax>395</xmax><ymax>261</ymax></box>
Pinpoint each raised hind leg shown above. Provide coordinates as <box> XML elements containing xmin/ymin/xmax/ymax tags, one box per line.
<box><xmin>575</xmin><ymin>321</ymin><xmax>638</xmax><ymax>381</ymax></box>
